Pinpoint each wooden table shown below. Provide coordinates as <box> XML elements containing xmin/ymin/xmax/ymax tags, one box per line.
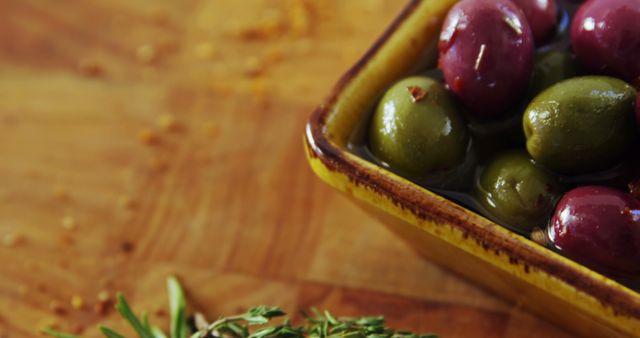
<box><xmin>0</xmin><ymin>1</ymin><xmax>573</xmax><ymax>337</ymax></box>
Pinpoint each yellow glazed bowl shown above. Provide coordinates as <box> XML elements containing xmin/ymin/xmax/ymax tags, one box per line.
<box><xmin>304</xmin><ymin>1</ymin><xmax>640</xmax><ymax>337</ymax></box>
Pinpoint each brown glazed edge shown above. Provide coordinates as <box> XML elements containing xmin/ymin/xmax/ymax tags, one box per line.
<box><xmin>304</xmin><ymin>0</ymin><xmax>640</xmax><ymax>320</ymax></box>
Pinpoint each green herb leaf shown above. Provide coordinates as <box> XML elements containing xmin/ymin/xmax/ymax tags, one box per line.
<box><xmin>151</xmin><ymin>326</ymin><xmax>170</xmax><ymax>338</ymax></box>
<box><xmin>324</xmin><ymin>311</ymin><xmax>338</xmax><ymax>326</ymax></box>
<box><xmin>167</xmin><ymin>276</ymin><xmax>189</xmax><ymax>338</ymax></box>
<box><xmin>41</xmin><ymin>328</ymin><xmax>80</xmax><ymax>338</ymax></box>
<box><xmin>114</xmin><ymin>293</ymin><xmax>155</xmax><ymax>338</ymax></box>
<box><xmin>220</xmin><ymin>321</ymin><xmax>250</xmax><ymax>337</ymax></box>
<box><xmin>249</xmin><ymin>326</ymin><xmax>278</xmax><ymax>338</ymax></box>
<box><xmin>143</xmin><ymin>311</ymin><xmax>151</xmax><ymax>331</ymax></box>
<box><xmin>243</xmin><ymin>306</ymin><xmax>286</xmax><ymax>325</ymax></box>
<box><xmin>100</xmin><ymin>326</ymin><xmax>126</xmax><ymax>338</ymax></box>
<box><xmin>248</xmin><ymin>322</ymin><xmax>304</xmax><ymax>338</ymax></box>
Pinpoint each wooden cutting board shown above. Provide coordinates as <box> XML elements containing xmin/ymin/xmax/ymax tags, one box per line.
<box><xmin>0</xmin><ymin>0</ymin><xmax>573</xmax><ymax>337</ymax></box>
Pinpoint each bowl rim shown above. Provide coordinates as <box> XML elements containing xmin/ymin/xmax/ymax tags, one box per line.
<box><xmin>305</xmin><ymin>0</ymin><xmax>640</xmax><ymax>320</ymax></box>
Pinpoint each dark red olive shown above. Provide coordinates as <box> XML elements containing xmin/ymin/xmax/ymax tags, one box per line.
<box><xmin>549</xmin><ymin>186</ymin><xmax>640</xmax><ymax>277</ymax></box>
<box><xmin>439</xmin><ymin>0</ymin><xmax>534</xmax><ymax>118</ymax></box>
<box><xmin>571</xmin><ymin>0</ymin><xmax>640</xmax><ymax>84</ymax></box>
<box><xmin>509</xmin><ymin>0</ymin><xmax>558</xmax><ymax>45</ymax></box>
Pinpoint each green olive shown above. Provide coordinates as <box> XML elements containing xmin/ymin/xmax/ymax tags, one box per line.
<box><xmin>369</xmin><ymin>76</ymin><xmax>468</xmax><ymax>177</ymax></box>
<box><xmin>523</xmin><ymin>76</ymin><xmax>636</xmax><ymax>174</ymax></box>
<box><xmin>528</xmin><ymin>51</ymin><xmax>578</xmax><ymax>97</ymax></box>
<box><xmin>477</xmin><ymin>151</ymin><xmax>560</xmax><ymax>231</ymax></box>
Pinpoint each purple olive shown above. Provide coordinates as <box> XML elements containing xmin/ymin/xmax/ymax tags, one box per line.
<box><xmin>571</xmin><ymin>0</ymin><xmax>640</xmax><ymax>84</ymax></box>
<box><xmin>549</xmin><ymin>186</ymin><xmax>640</xmax><ymax>277</ymax></box>
<box><xmin>439</xmin><ymin>0</ymin><xmax>534</xmax><ymax>118</ymax></box>
<box><xmin>509</xmin><ymin>0</ymin><xmax>558</xmax><ymax>45</ymax></box>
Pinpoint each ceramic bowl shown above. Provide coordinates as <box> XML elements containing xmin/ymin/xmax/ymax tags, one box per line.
<box><xmin>304</xmin><ymin>1</ymin><xmax>640</xmax><ymax>337</ymax></box>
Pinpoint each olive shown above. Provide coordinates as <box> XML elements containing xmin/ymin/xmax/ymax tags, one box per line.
<box><xmin>523</xmin><ymin>76</ymin><xmax>637</xmax><ymax>174</ymax></box>
<box><xmin>528</xmin><ymin>51</ymin><xmax>578</xmax><ymax>97</ymax></box>
<box><xmin>571</xmin><ymin>0</ymin><xmax>640</xmax><ymax>84</ymax></box>
<box><xmin>548</xmin><ymin>186</ymin><xmax>640</xmax><ymax>277</ymax></box>
<box><xmin>439</xmin><ymin>0</ymin><xmax>534</xmax><ymax>118</ymax></box>
<box><xmin>477</xmin><ymin>151</ymin><xmax>560</xmax><ymax>231</ymax></box>
<box><xmin>368</xmin><ymin>76</ymin><xmax>468</xmax><ymax>178</ymax></box>
<box><xmin>509</xmin><ymin>0</ymin><xmax>558</xmax><ymax>45</ymax></box>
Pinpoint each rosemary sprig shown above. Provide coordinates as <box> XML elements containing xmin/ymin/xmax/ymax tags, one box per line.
<box><xmin>167</xmin><ymin>276</ymin><xmax>188</xmax><ymax>338</ymax></box>
<box><xmin>42</xmin><ymin>277</ymin><xmax>438</xmax><ymax>338</ymax></box>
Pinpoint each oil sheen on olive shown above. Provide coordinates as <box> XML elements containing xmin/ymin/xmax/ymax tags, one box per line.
<box><xmin>523</xmin><ymin>76</ymin><xmax>637</xmax><ymax>174</ymax></box>
<box><xmin>477</xmin><ymin>151</ymin><xmax>560</xmax><ymax>231</ymax></box>
<box><xmin>438</xmin><ymin>0</ymin><xmax>534</xmax><ymax>118</ymax></box>
<box><xmin>368</xmin><ymin>76</ymin><xmax>468</xmax><ymax>177</ymax></box>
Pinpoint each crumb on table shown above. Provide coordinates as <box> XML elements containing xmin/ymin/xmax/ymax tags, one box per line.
<box><xmin>118</xmin><ymin>195</ymin><xmax>137</xmax><ymax>210</ymax></box>
<box><xmin>244</xmin><ymin>56</ymin><xmax>265</xmax><ymax>77</ymax></box>
<box><xmin>2</xmin><ymin>232</ymin><xmax>23</xmax><ymax>247</ymax></box>
<box><xmin>157</xmin><ymin>113</ymin><xmax>179</xmax><ymax>132</ymax></box>
<box><xmin>77</xmin><ymin>59</ymin><xmax>103</xmax><ymax>77</ymax></box>
<box><xmin>138</xmin><ymin>128</ymin><xmax>159</xmax><ymax>145</ymax></box>
<box><xmin>51</xmin><ymin>185</ymin><xmax>70</xmax><ymax>201</ymax></box>
<box><xmin>136</xmin><ymin>44</ymin><xmax>157</xmax><ymax>64</ymax></box>
<box><xmin>194</xmin><ymin>42</ymin><xmax>218</xmax><ymax>60</ymax></box>
<box><xmin>61</xmin><ymin>216</ymin><xmax>77</xmax><ymax>231</ymax></box>
<box><xmin>49</xmin><ymin>300</ymin><xmax>66</xmax><ymax>315</ymax></box>
<box><xmin>71</xmin><ymin>295</ymin><xmax>84</xmax><ymax>310</ymax></box>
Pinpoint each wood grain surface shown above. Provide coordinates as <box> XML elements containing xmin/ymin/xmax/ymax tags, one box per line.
<box><xmin>0</xmin><ymin>0</ymin><xmax>573</xmax><ymax>337</ymax></box>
